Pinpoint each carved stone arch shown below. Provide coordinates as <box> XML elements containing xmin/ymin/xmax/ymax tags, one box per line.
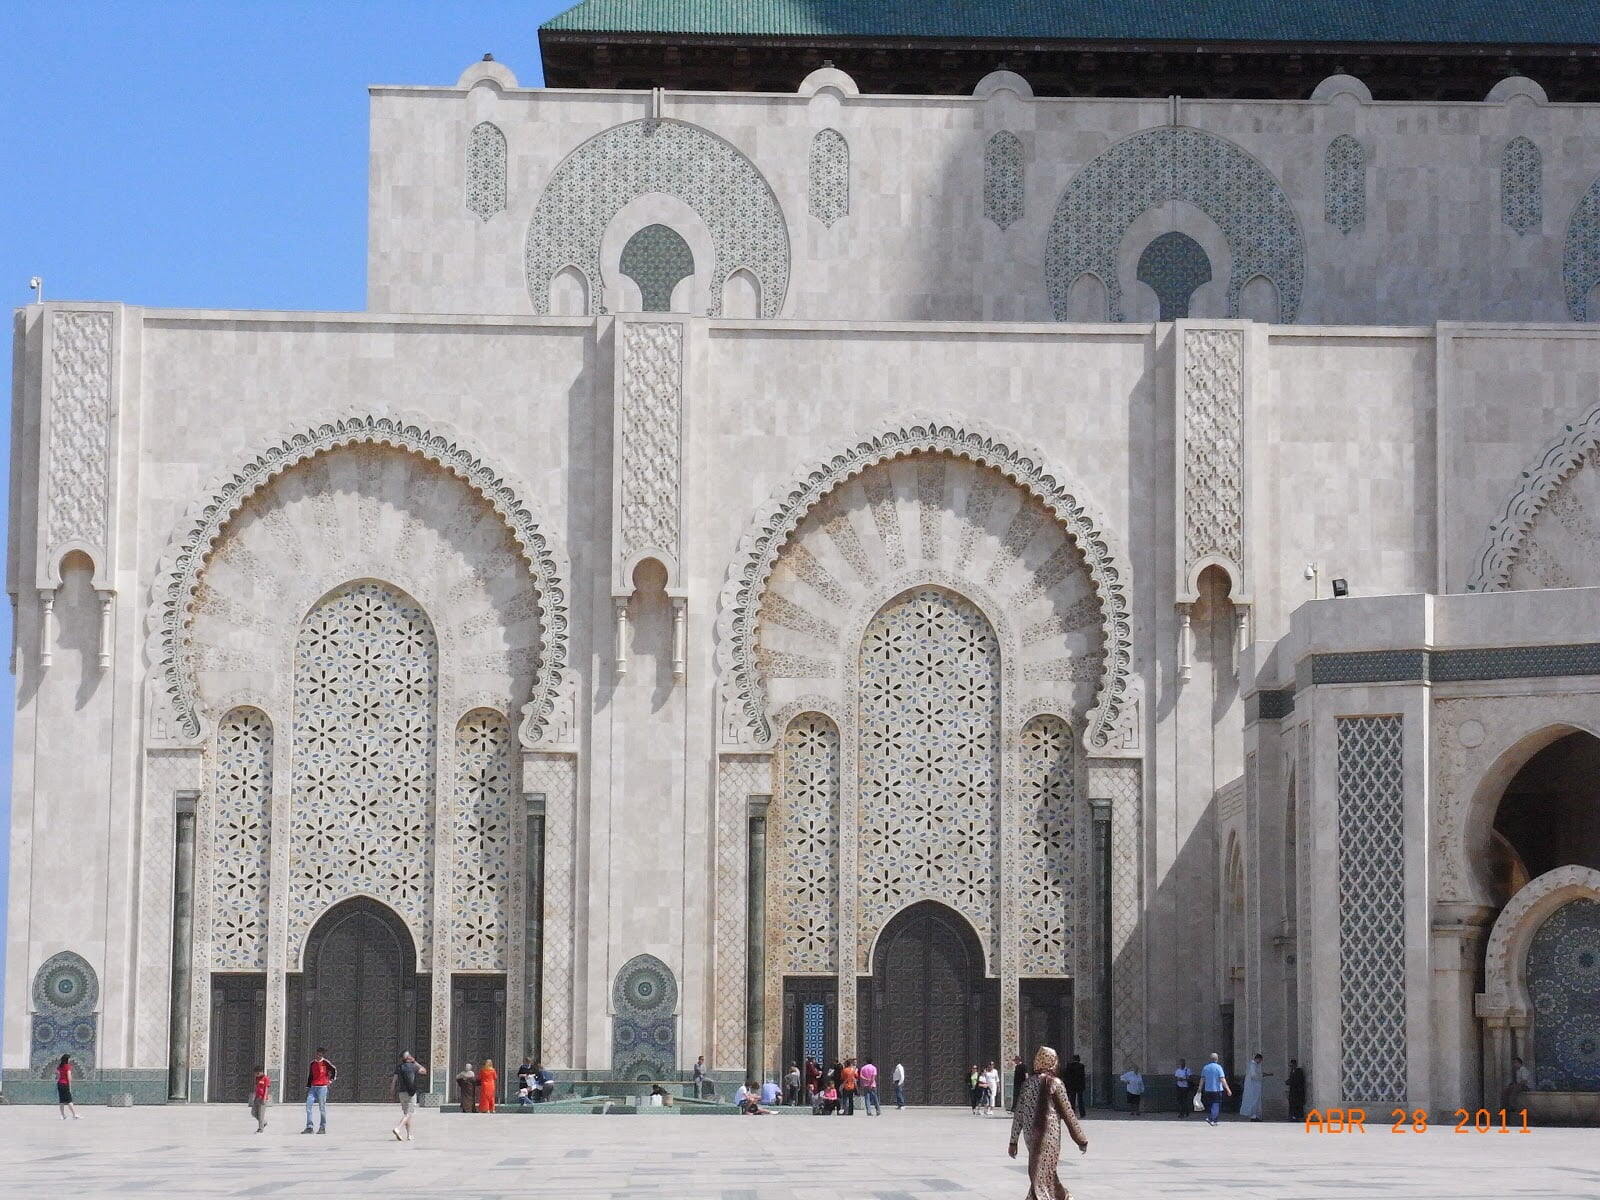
<box><xmin>864</xmin><ymin>897</ymin><xmax>991</xmax><ymax>979</ymax></box>
<box><xmin>1455</xmin><ymin>720</ymin><xmax>1600</xmax><ymax>909</ymax></box>
<box><xmin>714</xmin><ymin>413</ymin><xmax>1136</xmax><ymax>754</ymax></box>
<box><xmin>145</xmin><ymin>411</ymin><xmax>573</xmax><ymax>749</ymax></box>
<box><xmin>1045</xmin><ymin>126</ymin><xmax>1304</xmax><ymax>323</ymax></box>
<box><xmin>1482</xmin><ymin>866</ymin><xmax>1600</xmax><ymax>1014</ymax></box>
<box><xmin>1467</xmin><ymin>400</ymin><xmax>1600</xmax><ymax>591</ymax></box>
<box><xmin>525</xmin><ymin>118</ymin><xmax>790</xmax><ymax>317</ymax></box>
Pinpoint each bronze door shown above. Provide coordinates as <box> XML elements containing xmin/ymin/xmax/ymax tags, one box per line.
<box><xmin>207</xmin><ymin>973</ymin><xmax>266</xmax><ymax>1102</ymax></box>
<box><xmin>450</xmin><ymin>975</ymin><xmax>507</xmax><ymax>1100</ymax></box>
<box><xmin>862</xmin><ymin>901</ymin><xmax>996</xmax><ymax>1105</ymax></box>
<box><xmin>288</xmin><ymin>898</ymin><xmax>428</xmax><ymax>1102</ymax></box>
<box><xmin>1019</xmin><ymin>979</ymin><xmax>1073</xmax><ymax>1066</ymax></box>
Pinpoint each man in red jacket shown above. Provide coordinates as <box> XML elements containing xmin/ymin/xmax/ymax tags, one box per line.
<box><xmin>302</xmin><ymin>1048</ymin><xmax>337</xmax><ymax>1134</ymax></box>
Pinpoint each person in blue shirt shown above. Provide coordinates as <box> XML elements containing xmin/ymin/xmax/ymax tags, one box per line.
<box><xmin>1199</xmin><ymin>1053</ymin><xmax>1232</xmax><ymax>1126</ymax></box>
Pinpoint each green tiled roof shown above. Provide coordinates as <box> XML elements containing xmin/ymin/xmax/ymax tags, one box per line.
<box><xmin>541</xmin><ymin>1</ymin><xmax>1600</xmax><ymax>45</ymax></box>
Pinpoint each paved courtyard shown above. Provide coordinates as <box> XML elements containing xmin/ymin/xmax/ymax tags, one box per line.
<box><xmin>0</xmin><ymin>1103</ymin><xmax>1592</xmax><ymax>1198</ymax></box>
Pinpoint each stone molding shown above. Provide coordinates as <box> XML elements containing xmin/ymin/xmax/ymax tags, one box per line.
<box><xmin>1467</xmin><ymin>400</ymin><xmax>1600</xmax><ymax>591</ymax></box>
<box><xmin>145</xmin><ymin>410</ymin><xmax>574</xmax><ymax>749</ymax></box>
<box><xmin>714</xmin><ymin>412</ymin><xmax>1137</xmax><ymax>755</ymax></box>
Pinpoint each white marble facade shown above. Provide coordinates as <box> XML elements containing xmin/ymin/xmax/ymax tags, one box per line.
<box><xmin>9</xmin><ymin>60</ymin><xmax>1600</xmax><ymax>1114</ymax></box>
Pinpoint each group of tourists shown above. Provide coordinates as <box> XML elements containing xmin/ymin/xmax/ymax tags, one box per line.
<box><xmin>1123</xmin><ymin>1052</ymin><xmax>1309</xmax><ymax>1123</ymax></box>
<box><xmin>790</xmin><ymin>1056</ymin><xmax>890</xmax><ymax>1114</ymax></box>
<box><xmin>967</xmin><ymin>1062</ymin><xmax>1003</xmax><ymax>1113</ymax></box>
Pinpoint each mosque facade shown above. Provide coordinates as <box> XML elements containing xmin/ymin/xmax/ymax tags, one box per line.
<box><xmin>8</xmin><ymin>25</ymin><xmax>1600</xmax><ymax>1119</ymax></box>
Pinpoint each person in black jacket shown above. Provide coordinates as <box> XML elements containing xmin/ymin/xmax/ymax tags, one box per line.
<box><xmin>1010</xmin><ymin>1056</ymin><xmax>1028</xmax><ymax>1111</ymax></box>
<box><xmin>1062</xmin><ymin>1054</ymin><xmax>1087</xmax><ymax>1115</ymax></box>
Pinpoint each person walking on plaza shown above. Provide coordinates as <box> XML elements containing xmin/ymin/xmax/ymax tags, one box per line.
<box><xmin>1240</xmin><ymin>1053</ymin><xmax>1268</xmax><ymax>1121</ymax></box>
<box><xmin>302</xmin><ymin>1048</ymin><xmax>336</xmax><ymax>1134</ymax></box>
<box><xmin>1011</xmin><ymin>1055</ymin><xmax>1028</xmax><ymax>1111</ymax></box>
<box><xmin>840</xmin><ymin>1058</ymin><xmax>859</xmax><ymax>1115</ymax></box>
<box><xmin>1119</xmin><ymin>1064</ymin><xmax>1144</xmax><ymax>1115</ymax></box>
<box><xmin>860</xmin><ymin>1058</ymin><xmax>881</xmax><ymax>1114</ymax></box>
<box><xmin>1199</xmin><ymin>1053</ymin><xmax>1231</xmax><ymax>1126</ymax></box>
<box><xmin>390</xmin><ymin>1051</ymin><xmax>427</xmax><ymax>1141</ymax></box>
<box><xmin>1063</xmin><ymin>1054</ymin><xmax>1086</xmax><ymax>1116</ymax></box>
<box><xmin>456</xmin><ymin>1062</ymin><xmax>477</xmax><ymax>1112</ymax></box>
<box><xmin>1286</xmin><ymin>1059</ymin><xmax>1307</xmax><ymax>1122</ymax></box>
<box><xmin>56</xmin><ymin>1053</ymin><xmax>81</xmax><ymax>1120</ymax></box>
<box><xmin>250</xmin><ymin>1065</ymin><xmax>270</xmax><ymax>1133</ymax></box>
<box><xmin>1008</xmin><ymin>1046</ymin><xmax>1088</xmax><ymax>1200</ymax></box>
<box><xmin>1173</xmin><ymin>1059</ymin><xmax>1193</xmax><ymax>1117</ymax></box>
<box><xmin>477</xmin><ymin>1057</ymin><xmax>498</xmax><ymax>1113</ymax></box>
<box><xmin>969</xmin><ymin>1064</ymin><xmax>982</xmax><ymax>1113</ymax></box>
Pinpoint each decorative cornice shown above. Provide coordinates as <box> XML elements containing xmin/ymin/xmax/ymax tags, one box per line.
<box><xmin>145</xmin><ymin>410</ymin><xmax>573</xmax><ymax>748</ymax></box>
<box><xmin>1467</xmin><ymin>400</ymin><xmax>1600</xmax><ymax>591</ymax></box>
<box><xmin>714</xmin><ymin>411</ymin><xmax>1135</xmax><ymax>753</ymax></box>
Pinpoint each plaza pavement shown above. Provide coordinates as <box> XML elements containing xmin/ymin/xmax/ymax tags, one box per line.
<box><xmin>0</xmin><ymin>1102</ymin><xmax>1592</xmax><ymax>1198</ymax></box>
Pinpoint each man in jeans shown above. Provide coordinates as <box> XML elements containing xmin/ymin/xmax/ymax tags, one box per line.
<box><xmin>892</xmin><ymin>1061</ymin><xmax>906</xmax><ymax>1109</ymax></box>
<box><xmin>1199</xmin><ymin>1052</ymin><xmax>1232</xmax><ymax>1126</ymax></box>
<box><xmin>390</xmin><ymin>1051</ymin><xmax>427</xmax><ymax>1142</ymax></box>
<box><xmin>302</xmin><ymin>1048</ymin><xmax>336</xmax><ymax>1133</ymax></box>
<box><xmin>858</xmin><ymin>1059</ymin><xmax>881</xmax><ymax>1115</ymax></box>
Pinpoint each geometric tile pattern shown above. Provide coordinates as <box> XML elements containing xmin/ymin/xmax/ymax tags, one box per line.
<box><xmin>1336</xmin><ymin>715</ymin><xmax>1407</xmax><ymax>1103</ymax></box>
<box><xmin>619</xmin><ymin>224</ymin><xmax>695</xmax><ymax>312</ymax></box>
<box><xmin>1017</xmin><ymin>717</ymin><xmax>1074</xmax><ymax>976</ymax></box>
<box><xmin>466</xmin><ymin>121</ymin><xmax>507</xmax><ymax>221</ymax></box>
<box><xmin>1563</xmin><ymin>172</ymin><xmax>1600</xmax><ymax>320</ymax></box>
<box><xmin>1501</xmin><ymin>136</ymin><xmax>1542</xmax><ymax>236</ymax></box>
<box><xmin>210</xmin><ymin>708</ymin><xmax>272</xmax><ymax>970</ymax></box>
<box><xmin>612</xmin><ymin>953</ymin><xmax>678</xmax><ymax>1081</ymax></box>
<box><xmin>808</xmin><ymin>128</ymin><xmax>849</xmax><ymax>228</ymax></box>
<box><xmin>983</xmin><ymin>131</ymin><xmax>1024</xmax><ymax>231</ymax></box>
<box><xmin>29</xmin><ymin>951</ymin><xmax>99</xmax><ymax>1072</ymax></box>
<box><xmin>1528</xmin><ymin>898</ymin><xmax>1600</xmax><ymax>1091</ymax></box>
<box><xmin>525</xmin><ymin>118</ymin><xmax>789</xmax><ymax>317</ymax></box>
<box><xmin>1136</xmin><ymin>231</ymin><xmax>1211</xmax><ymax>320</ymax></box>
<box><xmin>1102</xmin><ymin>762</ymin><xmax>1144</xmax><ymax>1067</ymax></box>
<box><xmin>528</xmin><ymin>753</ymin><xmax>577</xmax><ymax>1066</ymax></box>
<box><xmin>857</xmin><ymin>587</ymin><xmax>1001</xmax><ymax>965</ymax></box>
<box><xmin>46</xmin><ymin>310</ymin><xmax>113</xmax><ymax>551</ymax></box>
<box><xmin>779</xmin><ymin>713</ymin><xmax>839</xmax><ymax>973</ymax></box>
<box><xmin>1182</xmin><ymin>327</ymin><xmax>1245</xmax><ymax>579</ymax></box>
<box><xmin>1323</xmin><ymin>134</ymin><xmax>1367</xmax><ymax>235</ymax></box>
<box><xmin>619</xmin><ymin>320</ymin><xmax>683</xmax><ymax>567</ymax></box>
<box><xmin>1045</xmin><ymin>126</ymin><xmax>1303</xmax><ymax>322</ymax></box>
<box><xmin>289</xmin><ymin>581</ymin><xmax>438</xmax><ymax>962</ymax></box>
<box><xmin>451</xmin><ymin>710</ymin><xmax>513</xmax><ymax>971</ymax></box>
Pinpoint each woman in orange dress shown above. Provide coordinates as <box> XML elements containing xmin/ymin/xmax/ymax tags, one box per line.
<box><xmin>477</xmin><ymin>1058</ymin><xmax>498</xmax><ymax>1113</ymax></box>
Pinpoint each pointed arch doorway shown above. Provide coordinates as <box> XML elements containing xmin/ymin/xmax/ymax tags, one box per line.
<box><xmin>287</xmin><ymin>898</ymin><xmax>430</xmax><ymax>1102</ymax></box>
<box><xmin>858</xmin><ymin>901</ymin><xmax>997</xmax><ymax>1106</ymax></box>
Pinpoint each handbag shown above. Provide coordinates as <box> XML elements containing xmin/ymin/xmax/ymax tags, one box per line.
<box><xmin>1192</xmin><ymin>1090</ymin><xmax>1204</xmax><ymax>1112</ymax></box>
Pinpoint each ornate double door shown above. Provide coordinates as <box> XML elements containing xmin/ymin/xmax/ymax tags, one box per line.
<box><xmin>858</xmin><ymin>901</ymin><xmax>998</xmax><ymax>1106</ymax></box>
<box><xmin>286</xmin><ymin>898</ymin><xmax>430</xmax><ymax>1102</ymax></box>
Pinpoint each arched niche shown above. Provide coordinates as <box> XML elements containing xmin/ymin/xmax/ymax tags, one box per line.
<box><xmin>526</xmin><ymin>118</ymin><xmax>790</xmax><ymax>317</ymax></box>
<box><xmin>611</xmin><ymin>954</ymin><xmax>679</xmax><ymax>1079</ymax></box>
<box><xmin>1045</xmin><ymin>126</ymin><xmax>1303</xmax><ymax>323</ymax></box>
<box><xmin>599</xmin><ymin>194</ymin><xmax>715</xmax><ymax>315</ymax></box>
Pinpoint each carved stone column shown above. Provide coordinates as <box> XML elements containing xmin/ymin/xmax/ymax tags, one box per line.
<box><xmin>167</xmin><ymin>794</ymin><xmax>198</xmax><ymax>1100</ymax></box>
<box><xmin>1089</xmin><ymin>797</ymin><xmax>1111</xmax><ymax>1105</ymax></box>
<box><xmin>524</xmin><ymin>797</ymin><xmax>545</xmax><ymax>1063</ymax></box>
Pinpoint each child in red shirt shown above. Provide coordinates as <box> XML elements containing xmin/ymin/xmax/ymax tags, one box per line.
<box><xmin>251</xmin><ymin>1066</ymin><xmax>270</xmax><ymax>1133</ymax></box>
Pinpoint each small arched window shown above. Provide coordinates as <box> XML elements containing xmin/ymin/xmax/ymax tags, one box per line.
<box><xmin>1136</xmin><ymin>232</ymin><xmax>1213</xmax><ymax>320</ymax></box>
<box><xmin>619</xmin><ymin>224</ymin><xmax>695</xmax><ymax>312</ymax></box>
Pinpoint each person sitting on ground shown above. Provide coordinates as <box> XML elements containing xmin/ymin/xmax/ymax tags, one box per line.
<box><xmin>650</xmin><ymin>1083</ymin><xmax>675</xmax><ymax>1107</ymax></box>
<box><xmin>821</xmin><ymin>1081</ymin><xmax>839</xmax><ymax>1115</ymax></box>
<box><xmin>739</xmin><ymin>1081</ymin><xmax>771</xmax><ymax>1115</ymax></box>
<box><xmin>760</xmin><ymin>1077</ymin><xmax>782</xmax><ymax>1107</ymax></box>
<box><xmin>532</xmin><ymin>1062</ymin><xmax>555</xmax><ymax>1103</ymax></box>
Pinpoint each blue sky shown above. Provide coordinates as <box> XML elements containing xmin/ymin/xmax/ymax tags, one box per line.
<box><xmin>2</xmin><ymin>0</ymin><xmax>571</xmax><ymax>1054</ymax></box>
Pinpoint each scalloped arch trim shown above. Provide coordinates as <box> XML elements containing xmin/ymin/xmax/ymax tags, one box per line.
<box><xmin>1467</xmin><ymin>400</ymin><xmax>1600</xmax><ymax>591</ymax></box>
<box><xmin>146</xmin><ymin>412</ymin><xmax>572</xmax><ymax>745</ymax></box>
<box><xmin>715</xmin><ymin>415</ymin><xmax>1134</xmax><ymax>752</ymax></box>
